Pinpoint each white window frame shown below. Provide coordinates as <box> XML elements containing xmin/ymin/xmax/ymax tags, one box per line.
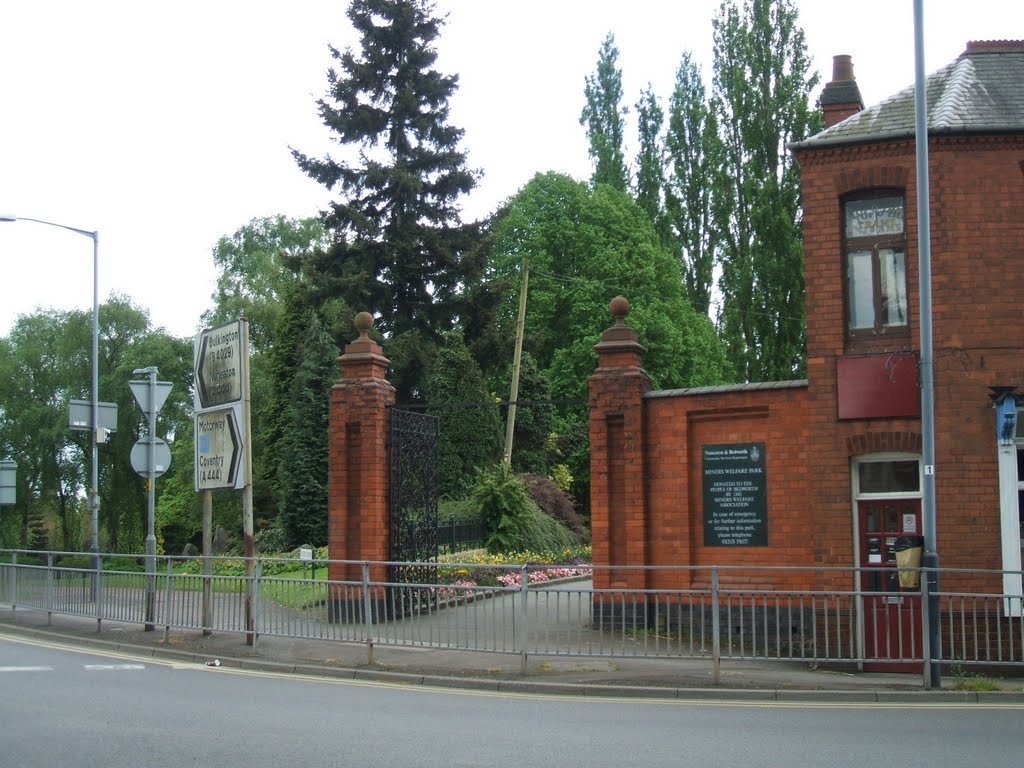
<box><xmin>851</xmin><ymin>452</ymin><xmax>922</xmax><ymax>499</ymax></box>
<box><xmin>850</xmin><ymin>452</ymin><xmax>923</xmax><ymax>569</ymax></box>
<box><xmin>843</xmin><ymin>193</ymin><xmax>910</xmax><ymax>339</ymax></box>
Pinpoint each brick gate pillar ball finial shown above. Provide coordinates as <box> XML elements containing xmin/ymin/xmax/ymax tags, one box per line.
<box><xmin>354</xmin><ymin>311</ymin><xmax>373</xmax><ymax>339</ymax></box>
<box><xmin>610</xmin><ymin>296</ymin><xmax>630</xmax><ymax>325</ymax></box>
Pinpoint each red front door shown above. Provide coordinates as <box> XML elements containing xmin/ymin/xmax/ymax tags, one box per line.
<box><xmin>859</xmin><ymin>499</ymin><xmax>923</xmax><ymax>672</ymax></box>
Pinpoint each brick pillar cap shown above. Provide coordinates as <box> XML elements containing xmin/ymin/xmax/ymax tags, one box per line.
<box><xmin>594</xmin><ymin>296</ymin><xmax>646</xmax><ymax>361</ymax></box>
<box><xmin>340</xmin><ymin>311</ymin><xmax>391</xmax><ymax>380</ymax></box>
<box><xmin>344</xmin><ymin>312</ymin><xmax>384</xmax><ymax>355</ymax></box>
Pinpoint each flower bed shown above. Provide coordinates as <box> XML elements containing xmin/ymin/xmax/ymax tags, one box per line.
<box><xmin>433</xmin><ymin>546</ymin><xmax>593</xmax><ymax>596</ymax></box>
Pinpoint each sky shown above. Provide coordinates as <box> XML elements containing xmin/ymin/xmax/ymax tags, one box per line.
<box><xmin>1</xmin><ymin>0</ymin><xmax>1021</xmax><ymax>340</ymax></box>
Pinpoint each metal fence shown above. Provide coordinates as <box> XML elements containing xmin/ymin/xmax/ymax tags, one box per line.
<box><xmin>2</xmin><ymin>550</ymin><xmax>1021</xmax><ymax>684</ymax></box>
<box><xmin>440</xmin><ymin>516</ymin><xmax>486</xmax><ymax>554</ymax></box>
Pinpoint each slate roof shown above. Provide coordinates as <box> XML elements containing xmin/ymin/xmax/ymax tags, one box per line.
<box><xmin>792</xmin><ymin>41</ymin><xmax>1024</xmax><ymax>151</ymax></box>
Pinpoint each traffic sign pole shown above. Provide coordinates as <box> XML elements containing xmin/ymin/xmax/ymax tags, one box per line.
<box><xmin>241</xmin><ymin>320</ymin><xmax>255</xmax><ymax>645</ymax></box>
<box><xmin>143</xmin><ymin>367</ymin><xmax>158</xmax><ymax>630</ymax></box>
<box><xmin>131</xmin><ymin>365</ymin><xmax>173</xmax><ymax>632</ymax></box>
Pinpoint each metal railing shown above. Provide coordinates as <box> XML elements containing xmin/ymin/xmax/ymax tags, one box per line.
<box><xmin>2</xmin><ymin>550</ymin><xmax>1021</xmax><ymax>683</ymax></box>
<box><xmin>440</xmin><ymin>516</ymin><xmax>486</xmax><ymax>554</ymax></box>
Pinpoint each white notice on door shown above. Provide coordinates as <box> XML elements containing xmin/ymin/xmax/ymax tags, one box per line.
<box><xmin>903</xmin><ymin>514</ymin><xmax>917</xmax><ymax>533</ymax></box>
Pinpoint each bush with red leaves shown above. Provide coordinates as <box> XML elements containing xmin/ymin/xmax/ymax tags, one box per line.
<box><xmin>521</xmin><ymin>474</ymin><xmax>589</xmax><ymax>542</ymax></box>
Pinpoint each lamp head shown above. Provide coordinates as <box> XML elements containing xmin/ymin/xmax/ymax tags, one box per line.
<box><xmin>0</xmin><ymin>214</ymin><xmax>18</xmax><ymax>222</ymax></box>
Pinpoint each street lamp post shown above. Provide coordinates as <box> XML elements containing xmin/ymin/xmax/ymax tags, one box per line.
<box><xmin>0</xmin><ymin>214</ymin><xmax>101</xmax><ymax>565</ymax></box>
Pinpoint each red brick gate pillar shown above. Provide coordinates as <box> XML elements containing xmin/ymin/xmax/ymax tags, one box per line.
<box><xmin>589</xmin><ymin>297</ymin><xmax>651</xmax><ymax>592</ymax></box>
<box><xmin>327</xmin><ymin>312</ymin><xmax>395</xmax><ymax>586</ymax></box>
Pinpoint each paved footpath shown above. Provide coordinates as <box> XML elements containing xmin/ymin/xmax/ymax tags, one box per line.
<box><xmin>2</xmin><ymin>603</ymin><xmax>1022</xmax><ymax>702</ymax></box>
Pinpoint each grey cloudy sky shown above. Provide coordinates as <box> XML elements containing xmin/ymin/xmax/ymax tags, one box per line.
<box><xmin>1</xmin><ymin>0</ymin><xmax>1020</xmax><ymax>338</ymax></box>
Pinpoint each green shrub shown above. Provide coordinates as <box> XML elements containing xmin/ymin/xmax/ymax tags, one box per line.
<box><xmin>439</xmin><ymin>497</ymin><xmax>482</xmax><ymax>523</ymax></box>
<box><xmin>471</xmin><ymin>463</ymin><xmax>578</xmax><ymax>554</ymax></box>
<box><xmin>521</xmin><ymin>474</ymin><xmax>588</xmax><ymax>542</ymax></box>
<box><xmin>55</xmin><ymin>555</ymin><xmax>93</xmax><ymax>570</ymax></box>
<box><xmin>103</xmin><ymin>556</ymin><xmax>145</xmax><ymax>573</ymax></box>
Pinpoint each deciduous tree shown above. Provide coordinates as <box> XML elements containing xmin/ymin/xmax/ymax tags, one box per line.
<box><xmin>581</xmin><ymin>33</ymin><xmax>629</xmax><ymax>192</ymax></box>
<box><xmin>634</xmin><ymin>85</ymin><xmax>670</xmax><ymax>243</ymax></box>
<box><xmin>665</xmin><ymin>51</ymin><xmax>726</xmax><ymax>318</ymax></box>
<box><xmin>0</xmin><ymin>299</ymin><xmax>191</xmax><ymax>552</ymax></box>
<box><xmin>711</xmin><ymin>0</ymin><xmax>820</xmax><ymax>380</ymax></box>
<box><xmin>203</xmin><ymin>215</ymin><xmax>328</xmax><ymax>353</ymax></box>
<box><xmin>490</xmin><ymin>172</ymin><xmax>730</xmax><ymax>399</ymax></box>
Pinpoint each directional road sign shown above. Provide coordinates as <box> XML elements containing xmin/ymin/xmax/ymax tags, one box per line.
<box><xmin>130</xmin><ymin>437</ymin><xmax>172</xmax><ymax>479</ymax></box>
<box><xmin>194</xmin><ymin>320</ymin><xmax>243</xmax><ymax>410</ymax></box>
<box><xmin>129</xmin><ymin>380</ymin><xmax>173</xmax><ymax>418</ymax></box>
<box><xmin>195</xmin><ymin>405</ymin><xmax>245</xmax><ymax>491</ymax></box>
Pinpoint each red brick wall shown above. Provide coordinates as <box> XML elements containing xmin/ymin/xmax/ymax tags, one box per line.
<box><xmin>643</xmin><ymin>385</ymin><xmax>812</xmax><ymax>591</ymax></box>
<box><xmin>587</xmin><ymin>302</ymin><xmax>816</xmax><ymax>592</ymax></box>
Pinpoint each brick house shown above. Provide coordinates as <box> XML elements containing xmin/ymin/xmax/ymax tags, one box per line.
<box><xmin>588</xmin><ymin>41</ymin><xmax>1024</xmax><ymax>638</ymax></box>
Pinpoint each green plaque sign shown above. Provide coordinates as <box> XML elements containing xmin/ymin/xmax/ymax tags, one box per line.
<box><xmin>702</xmin><ymin>442</ymin><xmax>767</xmax><ymax>546</ymax></box>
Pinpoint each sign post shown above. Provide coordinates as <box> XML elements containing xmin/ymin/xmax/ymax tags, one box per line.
<box><xmin>131</xmin><ymin>366</ymin><xmax>172</xmax><ymax>631</ymax></box>
<box><xmin>193</xmin><ymin>319</ymin><xmax>252</xmax><ymax>642</ymax></box>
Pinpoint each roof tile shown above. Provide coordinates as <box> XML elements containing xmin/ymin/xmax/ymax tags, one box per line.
<box><xmin>794</xmin><ymin>45</ymin><xmax>1024</xmax><ymax>149</ymax></box>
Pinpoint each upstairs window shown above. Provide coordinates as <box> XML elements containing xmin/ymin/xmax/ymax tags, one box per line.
<box><xmin>844</xmin><ymin>194</ymin><xmax>909</xmax><ymax>338</ymax></box>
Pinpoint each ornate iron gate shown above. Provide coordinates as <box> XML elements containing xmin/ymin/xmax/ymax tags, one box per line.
<box><xmin>388</xmin><ymin>407</ymin><xmax>439</xmax><ymax>574</ymax></box>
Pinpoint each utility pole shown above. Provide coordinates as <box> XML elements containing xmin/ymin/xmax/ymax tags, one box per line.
<box><xmin>503</xmin><ymin>259</ymin><xmax>529</xmax><ymax>464</ymax></box>
<box><xmin>912</xmin><ymin>0</ymin><xmax>940</xmax><ymax>689</ymax></box>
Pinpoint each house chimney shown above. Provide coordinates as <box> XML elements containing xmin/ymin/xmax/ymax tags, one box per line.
<box><xmin>820</xmin><ymin>54</ymin><xmax>864</xmax><ymax>128</ymax></box>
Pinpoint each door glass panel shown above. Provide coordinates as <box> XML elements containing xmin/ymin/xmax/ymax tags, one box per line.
<box><xmin>859</xmin><ymin>461</ymin><xmax>920</xmax><ymax>493</ymax></box>
<box><xmin>900</xmin><ymin>503</ymin><xmax>918</xmax><ymax>534</ymax></box>
<box><xmin>867</xmin><ymin>506</ymin><xmax>878</xmax><ymax>532</ymax></box>
<box><xmin>884</xmin><ymin>504</ymin><xmax>899</xmax><ymax>532</ymax></box>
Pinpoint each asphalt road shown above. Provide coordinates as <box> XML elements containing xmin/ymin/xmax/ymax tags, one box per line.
<box><xmin>2</xmin><ymin>636</ymin><xmax>1021</xmax><ymax>768</ymax></box>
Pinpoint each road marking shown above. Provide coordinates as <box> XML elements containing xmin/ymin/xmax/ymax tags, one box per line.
<box><xmin>197</xmin><ymin>666</ymin><xmax>1024</xmax><ymax>709</ymax></box>
<box><xmin>0</xmin><ymin>666</ymin><xmax>54</xmax><ymax>672</ymax></box>
<box><xmin>84</xmin><ymin>663</ymin><xmax>147</xmax><ymax>671</ymax></box>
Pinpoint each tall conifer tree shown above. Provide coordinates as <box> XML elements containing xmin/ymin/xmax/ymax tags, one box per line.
<box><xmin>293</xmin><ymin>0</ymin><xmax>478</xmax><ymax>349</ymax></box>
<box><xmin>278</xmin><ymin>312</ymin><xmax>339</xmax><ymax>548</ymax></box>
